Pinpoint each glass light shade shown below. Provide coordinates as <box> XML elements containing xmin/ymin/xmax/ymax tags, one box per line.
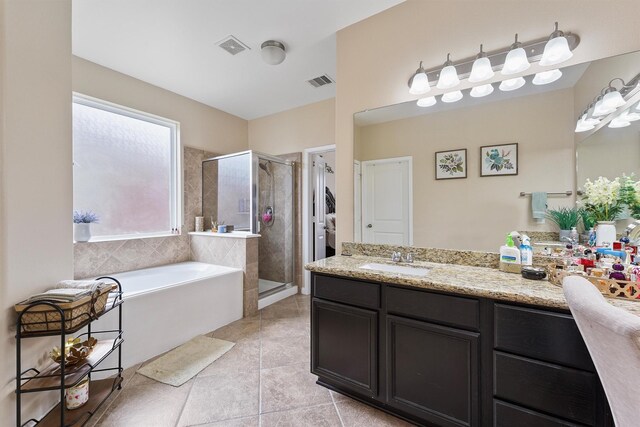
<box><xmin>437</xmin><ymin>65</ymin><xmax>460</xmax><ymax>89</ymax></box>
<box><xmin>501</xmin><ymin>47</ymin><xmax>530</xmax><ymax>75</ymax></box>
<box><xmin>470</xmin><ymin>84</ymin><xmax>494</xmax><ymax>98</ymax></box>
<box><xmin>441</xmin><ymin>90</ymin><xmax>463</xmax><ymax>103</ymax></box>
<box><xmin>575</xmin><ymin>119</ymin><xmax>595</xmax><ymax>133</ymax></box>
<box><xmin>409</xmin><ymin>71</ymin><xmax>430</xmax><ymax>95</ymax></box>
<box><xmin>602</xmin><ymin>90</ymin><xmax>625</xmax><ymax>110</ymax></box>
<box><xmin>540</xmin><ymin>36</ymin><xmax>573</xmax><ymax>66</ymax></box>
<box><xmin>581</xmin><ymin>113</ymin><xmax>600</xmax><ymax>126</ymax></box>
<box><xmin>622</xmin><ymin>110</ymin><xmax>640</xmax><ymax>122</ymax></box>
<box><xmin>468</xmin><ymin>57</ymin><xmax>494</xmax><ymax>83</ymax></box>
<box><xmin>609</xmin><ymin>115</ymin><xmax>631</xmax><ymax>128</ymax></box>
<box><xmin>416</xmin><ymin>96</ymin><xmax>436</xmax><ymax>107</ymax></box>
<box><xmin>499</xmin><ymin>77</ymin><xmax>526</xmax><ymax>92</ymax></box>
<box><xmin>532</xmin><ymin>69</ymin><xmax>562</xmax><ymax>85</ymax></box>
<box><xmin>593</xmin><ymin>98</ymin><xmax>615</xmax><ymax>117</ymax></box>
<box><xmin>635</xmin><ymin>102</ymin><xmax>640</xmax><ymax>112</ymax></box>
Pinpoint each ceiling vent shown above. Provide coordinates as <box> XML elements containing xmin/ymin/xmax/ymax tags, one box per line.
<box><xmin>217</xmin><ymin>35</ymin><xmax>250</xmax><ymax>56</ymax></box>
<box><xmin>307</xmin><ymin>74</ymin><xmax>334</xmax><ymax>88</ymax></box>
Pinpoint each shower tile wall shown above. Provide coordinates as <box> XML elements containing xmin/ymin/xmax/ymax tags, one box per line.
<box><xmin>74</xmin><ymin>146</ymin><xmax>215</xmax><ymax>279</ymax></box>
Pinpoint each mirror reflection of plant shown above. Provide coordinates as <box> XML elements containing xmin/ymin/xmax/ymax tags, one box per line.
<box><xmin>620</xmin><ymin>175</ymin><xmax>640</xmax><ymax>219</ymax></box>
<box><xmin>578</xmin><ymin>208</ymin><xmax>596</xmax><ymax>231</ymax></box>
<box><xmin>73</xmin><ymin>210</ymin><xmax>99</xmax><ymax>224</ymax></box>
<box><xmin>545</xmin><ymin>207</ymin><xmax>581</xmax><ymax>230</ymax></box>
<box><xmin>581</xmin><ymin>177</ymin><xmax>624</xmax><ymax>222</ymax></box>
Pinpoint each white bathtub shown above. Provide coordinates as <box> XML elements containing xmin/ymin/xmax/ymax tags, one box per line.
<box><xmin>93</xmin><ymin>262</ymin><xmax>243</xmax><ymax>370</ymax></box>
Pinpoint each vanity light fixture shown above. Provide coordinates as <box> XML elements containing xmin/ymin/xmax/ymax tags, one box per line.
<box><xmin>601</xmin><ymin>80</ymin><xmax>627</xmax><ymax>110</ymax></box>
<box><xmin>416</xmin><ymin>96</ymin><xmax>437</xmax><ymax>107</ymax></box>
<box><xmin>468</xmin><ymin>45</ymin><xmax>494</xmax><ymax>83</ymax></box>
<box><xmin>575</xmin><ymin>117</ymin><xmax>596</xmax><ymax>133</ymax></box>
<box><xmin>436</xmin><ymin>54</ymin><xmax>460</xmax><ymax>90</ymax></box>
<box><xmin>441</xmin><ymin>90</ymin><xmax>463</xmax><ymax>103</ymax></box>
<box><xmin>409</xmin><ymin>61</ymin><xmax>430</xmax><ymax>95</ymax></box>
<box><xmin>539</xmin><ymin>22</ymin><xmax>574</xmax><ymax>66</ymax></box>
<box><xmin>635</xmin><ymin>101</ymin><xmax>640</xmax><ymax>112</ymax></box>
<box><xmin>502</xmin><ymin>34</ymin><xmax>530</xmax><ymax>75</ymax></box>
<box><xmin>592</xmin><ymin>94</ymin><xmax>615</xmax><ymax>117</ymax></box>
<box><xmin>623</xmin><ymin>109</ymin><xmax>640</xmax><ymax>122</ymax></box>
<box><xmin>470</xmin><ymin>83</ymin><xmax>494</xmax><ymax>98</ymax></box>
<box><xmin>608</xmin><ymin>114</ymin><xmax>631</xmax><ymax>128</ymax></box>
<box><xmin>532</xmin><ymin>69</ymin><xmax>562</xmax><ymax>85</ymax></box>
<box><xmin>499</xmin><ymin>76</ymin><xmax>526</xmax><ymax>92</ymax></box>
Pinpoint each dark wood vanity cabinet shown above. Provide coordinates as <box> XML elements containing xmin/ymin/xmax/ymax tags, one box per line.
<box><xmin>310</xmin><ymin>272</ymin><xmax>613</xmax><ymax>427</ymax></box>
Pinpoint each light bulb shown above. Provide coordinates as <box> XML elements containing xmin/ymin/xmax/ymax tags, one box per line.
<box><xmin>470</xmin><ymin>84</ymin><xmax>494</xmax><ymax>98</ymax></box>
<box><xmin>532</xmin><ymin>69</ymin><xmax>562</xmax><ymax>85</ymax></box>
<box><xmin>469</xmin><ymin>45</ymin><xmax>494</xmax><ymax>83</ymax></box>
<box><xmin>502</xmin><ymin>35</ymin><xmax>530</xmax><ymax>75</ymax></box>
<box><xmin>609</xmin><ymin>115</ymin><xmax>631</xmax><ymax>128</ymax></box>
<box><xmin>441</xmin><ymin>90</ymin><xmax>463</xmax><ymax>103</ymax></box>
<box><xmin>416</xmin><ymin>96</ymin><xmax>436</xmax><ymax>107</ymax></box>
<box><xmin>540</xmin><ymin>23</ymin><xmax>573</xmax><ymax>66</ymax></box>
<box><xmin>499</xmin><ymin>77</ymin><xmax>526</xmax><ymax>92</ymax></box>
<box><xmin>602</xmin><ymin>89</ymin><xmax>625</xmax><ymax>110</ymax></box>
<box><xmin>409</xmin><ymin>61</ymin><xmax>430</xmax><ymax>95</ymax></box>
<box><xmin>437</xmin><ymin>54</ymin><xmax>460</xmax><ymax>90</ymax></box>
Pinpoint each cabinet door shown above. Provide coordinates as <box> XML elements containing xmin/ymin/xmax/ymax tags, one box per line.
<box><xmin>311</xmin><ymin>298</ymin><xmax>378</xmax><ymax>397</ymax></box>
<box><xmin>387</xmin><ymin>315</ymin><xmax>480</xmax><ymax>427</ymax></box>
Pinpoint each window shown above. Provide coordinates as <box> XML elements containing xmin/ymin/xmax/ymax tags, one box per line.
<box><xmin>73</xmin><ymin>94</ymin><xmax>181</xmax><ymax>240</ymax></box>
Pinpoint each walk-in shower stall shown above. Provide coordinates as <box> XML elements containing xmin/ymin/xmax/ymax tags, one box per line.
<box><xmin>202</xmin><ymin>151</ymin><xmax>295</xmax><ymax>299</ymax></box>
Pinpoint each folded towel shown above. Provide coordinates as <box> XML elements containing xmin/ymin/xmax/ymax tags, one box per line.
<box><xmin>531</xmin><ymin>192</ymin><xmax>547</xmax><ymax>223</ymax></box>
<box><xmin>25</xmin><ymin>288</ymin><xmax>92</xmax><ymax>303</ymax></box>
<box><xmin>55</xmin><ymin>280</ymin><xmax>105</xmax><ymax>293</ymax></box>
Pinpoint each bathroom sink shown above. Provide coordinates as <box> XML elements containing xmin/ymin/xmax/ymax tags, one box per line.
<box><xmin>359</xmin><ymin>263</ymin><xmax>431</xmax><ymax>277</ymax></box>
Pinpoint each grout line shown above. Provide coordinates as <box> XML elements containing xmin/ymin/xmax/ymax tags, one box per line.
<box><xmin>258</xmin><ymin>308</ymin><xmax>263</xmax><ymax>424</ymax></box>
<box><xmin>331</xmin><ymin>391</ymin><xmax>346</xmax><ymax>427</ymax></box>
<box><xmin>174</xmin><ymin>377</ymin><xmax>196</xmax><ymax>427</ymax></box>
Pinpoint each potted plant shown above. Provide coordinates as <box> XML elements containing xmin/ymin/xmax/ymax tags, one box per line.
<box><xmin>578</xmin><ymin>208</ymin><xmax>596</xmax><ymax>243</ymax></box>
<box><xmin>73</xmin><ymin>210</ymin><xmax>99</xmax><ymax>242</ymax></box>
<box><xmin>581</xmin><ymin>176</ymin><xmax>624</xmax><ymax>247</ymax></box>
<box><xmin>545</xmin><ymin>207</ymin><xmax>580</xmax><ymax>241</ymax></box>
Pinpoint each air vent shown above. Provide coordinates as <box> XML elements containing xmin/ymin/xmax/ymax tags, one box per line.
<box><xmin>217</xmin><ymin>35</ymin><xmax>250</xmax><ymax>56</ymax></box>
<box><xmin>307</xmin><ymin>74</ymin><xmax>334</xmax><ymax>88</ymax></box>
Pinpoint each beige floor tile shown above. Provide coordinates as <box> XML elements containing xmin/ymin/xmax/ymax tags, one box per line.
<box><xmin>260</xmin><ymin>296</ymin><xmax>303</xmax><ymax>320</ymax></box>
<box><xmin>208</xmin><ymin>318</ymin><xmax>260</xmax><ymax>343</ymax></box>
<box><xmin>177</xmin><ymin>371</ymin><xmax>260</xmax><ymax>426</ymax></box>
<box><xmin>260</xmin><ymin>316</ymin><xmax>309</xmax><ymax>340</ymax></box>
<box><xmin>260</xmin><ymin>363</ymin><xmax>331</xmax><ymax>413</ymax></box>
<box><xmin>330</xmin><ymin>390</ymin><xmax>351</xmax><ymax>403</ymax></box>
<box><xmin>95</xmin><ymin>374</ymin><xmax>193</xmax><ymax>427</ymax></box>
<box><xmin>335</xmin><ymin>397</ymin><xmax>415</xmax><ymax>427</ymax></box>
<box><xmin>261</xmin><ymin>333</ymin><xmax>310</xmax><ymax>369</ymax></box>
<box><xmin>260</xmin><ymin>403</ymin><xmax>342</xmax><ymax>427</ymax></box>
<box><xmin>85</xmin><ymin>364</ymin><xmax>143</xmax><ymax>427</ymax></box>
<box><xmin>195</xmin><ymin>415</ymin><xmax>259</xmax><ymax>426</ymax></box>
<box><xmin>198</xmin><ymin>339</ymin><xmax>260</xmax><ymax>376</ymax></box>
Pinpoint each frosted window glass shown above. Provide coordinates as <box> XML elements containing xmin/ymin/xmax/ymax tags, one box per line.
<box><xmin>217</xmin><ymin>154</ymin><xmax>251</xmax><ymax>230</ymax></box>
<box><xmin>73</xmin><ymin>102</ymin><xmax>173</xmax><ymax>237</ymax></box>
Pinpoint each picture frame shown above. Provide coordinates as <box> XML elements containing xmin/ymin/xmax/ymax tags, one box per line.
<box><xmin>435</xmin><ymin>149</ymin><xmax>467</xmax><ymax>180</ymax></box>
<box><xmin>480</xmin><ymin>143</ymin><xmax>518</xmax><ymax>177</ymax></box>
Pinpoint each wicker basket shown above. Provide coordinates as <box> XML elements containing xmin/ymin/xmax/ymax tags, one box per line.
<box><xmin>548</xmin><ymin>268</ymin><xmax>640</xmax><ymax>301</ymax></box>
<box><xmin>15</xmin><ymin>284</ymin><xmax>116</xmax><ymax>333</ymax></box>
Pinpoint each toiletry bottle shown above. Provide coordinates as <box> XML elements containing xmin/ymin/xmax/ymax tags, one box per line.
<box><xmin>520</xmin><ymin>235</ymin><xmax>533</xmax><ymax>266</ymax></box>
<box><xmin>570</xmin><ymin>227</ymin><xmax>579</xmax><ymax>244</ymax></box>
<box><xmin>500</xmin><ymin>235</ymin><xmax>522</xmax><ymax>273</ymax></box>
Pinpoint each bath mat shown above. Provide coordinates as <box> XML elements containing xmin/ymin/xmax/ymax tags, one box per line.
<box><xmin>137</xmin><ymin>335</ymin><xmax>235</xmax><ymax>387</ymax></box>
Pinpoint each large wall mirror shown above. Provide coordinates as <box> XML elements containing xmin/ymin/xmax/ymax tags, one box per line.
<box><xmin>354</xmin><ymin>50</ymin><xmax>640</xmax><ymax>252</ymax></box>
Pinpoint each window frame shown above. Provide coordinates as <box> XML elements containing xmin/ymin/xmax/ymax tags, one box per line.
<box><xmin>72</xmin><ymin>92</ymin><xmax>182</xmax><ymax>242</ymax></box>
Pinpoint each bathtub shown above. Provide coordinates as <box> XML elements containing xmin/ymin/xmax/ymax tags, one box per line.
<box><xmin>93</xmin><ymin>262</ymin><xmax>243</xmax><ymax>370</ymax></box>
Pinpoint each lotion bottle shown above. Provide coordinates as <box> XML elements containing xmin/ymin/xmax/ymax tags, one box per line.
<box><xmin>500</xmin><ymin>235</ymin><xmax>522</xmax><ymax>273</ymax></box>
<box><xmin>520</xmin><ymin>235</ymin><xmax>533</xmax><ymax>266</ymax></box>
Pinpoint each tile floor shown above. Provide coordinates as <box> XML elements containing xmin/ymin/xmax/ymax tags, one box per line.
<box><xmin>89</xmin><ymin>294</ymin><xmax>413</xmax><ymax>427</ymax></box>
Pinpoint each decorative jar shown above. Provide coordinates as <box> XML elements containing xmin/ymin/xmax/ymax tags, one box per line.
<box><xmin>596</xmin><ymin>221</ymin><xmax>617</xmax><ymax>248</ymax></box>
<box><xmin>65</xmin><ymin>376</ymin><xmax>89</xmax><ymax>409</ymax></box>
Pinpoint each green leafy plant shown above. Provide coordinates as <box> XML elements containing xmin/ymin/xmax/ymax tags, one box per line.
<box><xmin>545</xmin><ymin>207</ymin><xmax>580</xmax><ymax>230</ymax></box>
<box><xmin>581</xmin><ymin>176</ymin><xmax>624</xmax><ymax>222</ymax></box>
<box><xmin>620</xmin><ymin>175</ymin><xmax>640</xmax><ymax>219</ymax></box>
<box><xmin>578</xmin><ymin>208</ymin><xmax>596</xmax><ymax>231</ymax></box>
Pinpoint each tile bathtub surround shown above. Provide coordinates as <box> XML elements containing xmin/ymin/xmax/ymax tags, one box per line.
<box><xmin>88</xmin><ymin>295</ymin><xmax>411</xmax><ymax>427</ymax></box>
<box><xmin>74</xmin><ymin>146</ymin><xmax>216</xmax><ymax>279</ymax></box>
<box><xmin>190</xmin><ymin>234</ymin><xmax>259</xmax><ymax>316</ymax></box>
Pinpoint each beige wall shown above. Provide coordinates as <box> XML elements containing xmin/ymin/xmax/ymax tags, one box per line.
<box><xmin>336</xmin><ymin>0</ymin><xmax>640</xmax><ymax>247</ymax></box>
<box><xmin>357</xmin><ymin>89</ymin><xmax>575</xmax><ymax>251</ymax></box>
<box><xmin>248</xmin><ymin>98</ymin><xmax>335</xmax><ymax>154</ymax></box>
<box><xmin>1</xmin><ymin>0</ymin><xmax>73</xmax><ymax>422</ymax></box>
<box><xmin>73</xmin><ymin>56</ymin><xmax>248</xmax><ymax>153</ymax></box>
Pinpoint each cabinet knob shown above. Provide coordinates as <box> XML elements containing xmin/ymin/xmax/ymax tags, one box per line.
<box><xmin>367</xmin><ymin>224</ymin><xmax>373</xmax><ymax>228</ymax></box>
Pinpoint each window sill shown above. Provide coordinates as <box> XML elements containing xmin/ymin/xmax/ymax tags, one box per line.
<box><xmin>74</xmin><ymin>232</ymin><xmax>182</xmax><ymax>244</ymax></box>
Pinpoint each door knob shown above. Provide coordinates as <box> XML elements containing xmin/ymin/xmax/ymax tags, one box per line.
<box><xmin>367</xmin><ymin>224</ymin><xmax>373</xmax><ymax>228</ymax></box>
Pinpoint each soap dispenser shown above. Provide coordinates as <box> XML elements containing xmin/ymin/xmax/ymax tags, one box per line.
<box><xmin>520</xmin><ymin>235</ymin><xmax>533</xmax><ymax>266</ymax></box>
<box><xmin>500</xmin><ymin>235</ymin><xmax>522</xmax><ymax>273</ymax></box>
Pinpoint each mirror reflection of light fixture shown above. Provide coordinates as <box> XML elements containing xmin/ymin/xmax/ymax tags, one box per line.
<box><xmin>601</xmin><ymin>84</ymin><xmax>626</xmax><ymax>110</ymax></box>
<box><xmin>539</xmin><ymin>22</ymin><xmax>574</xmax><ymax>66</ymax></box>
<box><xmin>437</xmin><ymin>54</ymin><xmax>460</xmax><ymax>90</ymax></box>
<box><xmin>499</xmin><ymin>76</ymin><xmax>526</xmax><ymax>92</ymax></box>
<box><xmin>470</xmin><ymin>84</ymin><xmax>494</xmax><ymax>98</ymax></box>
<box><xmin>261</xmin><ymin>40</ymin><xmax>286</xmax><ymax>65</ymax></box>
<box><xmin>441</xmin><ymin>90</ymin><xmax>463</xmax><ymax>103</ymax></box>
<box><xmin>575</xmin><ymin>117</ymin><xmax>596</xmax><ymax>133</ymax></box>
<box><xmin>593</xmin><ymin>94</ymin><xmax>615</xmax><ymax>117</ymax></box>
<box><xmin>609</xmin><ymin>114</ymin><xmax>631</xmax><ymax>128</ymax></box>
<box><xmin>625</xmin><ymin>110</ymin><xmax>640</xmax><ymax>122</ymax></box>
<box><xmin>416</xmin><ymin>96</ymin><xmax>437</xmax><ymax>107</ymax></box>
<box><xmin>532</xmin><ymin>69</ymin><xmax>562</xmax><ymax>85</ymax></box>
<box><xmin>409</xmin><ymin>61</ymin><xmax>430</xmax><ymax>95</ymax></box>
<box><xmin>502</xmin><ymin>34</ymin><xmax>530</xmax><ymax>75</ymax></box>
<box><xmin>468</xmin><ymin>45</ymin><xmax>494</xmax><ymax>83</ymax></box>
<box><xmin>635</xmin><ymin>101</ymin><xmax>640</xmax><ymax>112</ymax></box>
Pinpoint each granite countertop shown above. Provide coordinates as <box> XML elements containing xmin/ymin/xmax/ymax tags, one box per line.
<box><xmin>305</xmin><ymin>255</ymin><xmax>640</xmax><ymax>316</ymax></box>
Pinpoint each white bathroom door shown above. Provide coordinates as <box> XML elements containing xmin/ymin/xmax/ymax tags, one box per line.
<box><xmin>313</xmin><ymin>155</ymin><xmax>326</xmax><ymax>260</ymax></box>
<box><xmin>362</xmin><ymin>157</ymin><xmax>412</xmax><ymax>245</ymax></box>
<box><xmin>354</xmin><ymin>160</ymin><xmax>362</xmax><ymax>242</ymax></box>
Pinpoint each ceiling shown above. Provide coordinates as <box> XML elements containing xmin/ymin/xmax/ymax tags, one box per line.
<box><xmin>72</xmin><ymin>0</ymin><xmax>404</xmax><ymax>120</ymax></box>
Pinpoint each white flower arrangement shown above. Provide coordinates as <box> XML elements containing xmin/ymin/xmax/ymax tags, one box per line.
<box><xmin>581</xmin><ymin>177</ymin><xmax>624</xmax><ymax>222</ymax></box>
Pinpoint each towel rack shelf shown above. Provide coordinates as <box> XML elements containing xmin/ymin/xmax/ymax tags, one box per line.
<box><xmin>520</xmin><ymin>190</ymin><xmax>582</xmax><ymax>197</ymax></box>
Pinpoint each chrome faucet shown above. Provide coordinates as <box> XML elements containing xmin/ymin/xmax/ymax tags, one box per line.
<box><xmin>391</xmin><ymin>251</ymin><xmax>402</xmax><ymax>262</ymax></box>
<box><xmin>406</xmin><ymin>252</ymin><xmax>414</xmax><ymax>263</ymax></box>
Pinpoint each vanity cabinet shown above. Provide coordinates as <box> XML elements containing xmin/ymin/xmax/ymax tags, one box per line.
<box><xmin>310</xmin><ymin>272</ymin><xmax>613</xmax><ymax>427</ymax></box>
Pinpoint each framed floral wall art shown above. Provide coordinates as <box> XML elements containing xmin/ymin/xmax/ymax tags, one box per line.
<box><xmin>480</xmin><ymin>143</ymin><xmax>518</xmax><ymax>177</ymax></box>
<box><xmin>435</xmin><ymin>149</ymin><xmax>467</xmax><ymax>180</ymax></box>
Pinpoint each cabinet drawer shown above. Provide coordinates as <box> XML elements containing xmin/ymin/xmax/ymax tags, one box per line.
<box><xmin>494</xmin><ymin>304</ymin><xmax>594</xmax><ymax>371</ymax></box>
<box><xmin>313</xmin><ymin>274</ymin><xmax>380</xmax><ymax>309</ymax></box>
<box><xmin>386</xmin><ymin>286</ymin><xmax>479</xmax><ymax>330</ymax></box>
<box><xmin>494</xmin><ymin>352</ymin><xmax>597</xmax><ymax>425</ymax></box>
<box><xmin>494</xmin><ymin>400</ymin><xmax>581</xmax><ymax>427</ymax></box>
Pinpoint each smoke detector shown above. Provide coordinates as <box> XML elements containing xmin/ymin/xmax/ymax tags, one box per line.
<box><xmin>261</xmin><ymin>40</ymin><xmax>286</xmax><ymax>65</ymax></box>
<box><xmin>217</xmin><ymin>35</ymin><xmax>250</xmax><ymax>56</ymax></box>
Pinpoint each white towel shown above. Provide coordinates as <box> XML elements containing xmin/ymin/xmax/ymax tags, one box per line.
<box><xmin>55</xmin><ymin>280</ymin><xmax>105</xmax><ymax>293</ymax></box>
